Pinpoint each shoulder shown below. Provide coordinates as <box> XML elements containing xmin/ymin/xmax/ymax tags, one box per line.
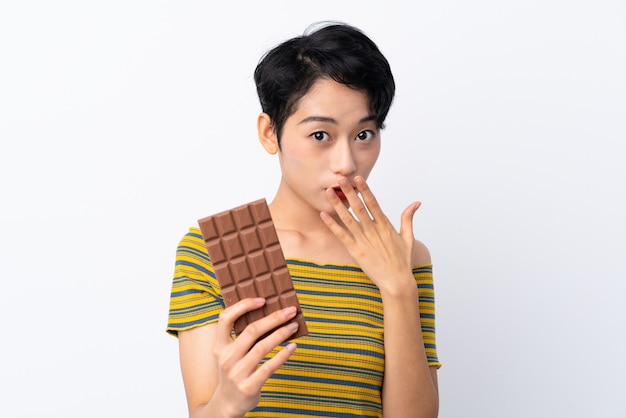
<box><xmin>411</xmin><ymin>238</ymin><xmax>432</xmax><ymax>267</ymax></box>
<box><xmin>177</xmin><ymin>226</ymin><xmax>204</xmax><ymax>247</ymax></box>
<box><xmin>174</xmin><ymin>226</ymin><xmax>211</xmax><ymax>265</ymax></box>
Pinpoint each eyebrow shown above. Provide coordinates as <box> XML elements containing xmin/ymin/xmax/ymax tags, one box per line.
<box><xmin>298</xmin><ymin>115</ymin><xmax>377</xmax><ymax>125</ymax></box>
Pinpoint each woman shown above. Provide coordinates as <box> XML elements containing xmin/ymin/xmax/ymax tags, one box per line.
<box><xmin>167</xmin><ymin>22</ymin><xmax>441</xmax><ymax>417</ymax></box>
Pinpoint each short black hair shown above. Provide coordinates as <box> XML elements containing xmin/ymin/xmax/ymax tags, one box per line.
<box><xmin>254</xmin><ymin>22</ymin><xmax>395</xmax><ymax>144</ymax></box>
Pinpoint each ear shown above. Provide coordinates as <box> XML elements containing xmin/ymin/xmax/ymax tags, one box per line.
<box><xmin>257</xmin><ymin>113</ymin><xmax>279</xmax><ymax>155</ymax></box>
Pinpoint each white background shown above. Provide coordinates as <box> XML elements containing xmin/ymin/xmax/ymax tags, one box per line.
<box><xmin>1</xmin><ymin>1</ymin><xmax>625</xmax><ymax>417</ymax></box>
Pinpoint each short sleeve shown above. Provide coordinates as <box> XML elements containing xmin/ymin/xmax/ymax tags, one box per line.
<box><xmin>166</xmin><ymin>227</ymin><xmax>225</xmax><ymax>337</ymax></box>
<box><xmin>414</xmin><ymin>264</ymin><xmax>442</xmax><ymax>369</ymax></box>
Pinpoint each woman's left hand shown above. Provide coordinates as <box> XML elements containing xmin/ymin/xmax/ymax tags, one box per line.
<box><xmin>320</xmin><ymin>175</ymin><xmax>420</xmax><ymax>294</ymax></box>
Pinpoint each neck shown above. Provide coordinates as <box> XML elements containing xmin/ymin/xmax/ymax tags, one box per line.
<box><xmin>266</xmin><ymin>186</ymin><xmax>357</xmax><ymax>265</ymax></box>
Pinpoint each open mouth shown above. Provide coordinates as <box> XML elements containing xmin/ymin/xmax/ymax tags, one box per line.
<box><xmin>333</xmin><ymin>187</ymin><xmax>347</xmax><ymax>201</ymax></box>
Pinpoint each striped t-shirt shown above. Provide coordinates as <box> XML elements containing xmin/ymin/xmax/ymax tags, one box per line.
<box><xmin>167</xmin><ymin>227</ymin><xmax>440</xmax><ymax>417</ymax></box>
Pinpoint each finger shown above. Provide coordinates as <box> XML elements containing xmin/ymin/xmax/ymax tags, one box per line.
<box><xmin>399</xmin><ymin>201</ymin><xmax>421</xmax><ymax>244</ymax></box>
<box><xmin>324</xmin><ymin>187</ymin><xmax>362</xmax><ymax>239</ymax></box>
<box><xmin>230</xmin><ymin>305</ymin><xmax>298</xmax><ymax>360</ymax></box>
<box><xmin>338</xmin><ymin>177</ymin><xmax>375</xmax><ymax>225</ymax></box>
<box><xmin>248</xmin><ymin>321</ymin><xmax>300</xmax><ymax>361</ymax></box>
<box><xmin>320</xmin><ymin>209</ymin><xmax>356</xmax><ymax>245</ymax></box>
<box><xmin>217</xmin><ymin>298</ymin><xmax>267</xmax><ymax>346</ymax></box>
<box><xmin>232</xmin><ymin>318</ymin><xmax>300</xmax><ymax>380</ymax></box>
<box><xmin>249</xmin><ymin>342</ymin><xmax>297</xmax><ymax>389</ymax></box>
<box><xmin>353</xmin><ymin>176</ymin><xmax>390</xmax><ymax>225</ymax></box>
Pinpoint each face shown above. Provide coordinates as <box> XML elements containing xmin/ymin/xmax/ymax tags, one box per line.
<box><xmin>273</xmin><ymin>78</ymin><xmax>381</xmax><ymax>215</ymax></box>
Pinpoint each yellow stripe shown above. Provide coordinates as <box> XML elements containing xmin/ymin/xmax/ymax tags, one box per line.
<box><xmin>166</xmin><ymin>226</ymin><xmax>441</xmax><ymax>416</ymax></box>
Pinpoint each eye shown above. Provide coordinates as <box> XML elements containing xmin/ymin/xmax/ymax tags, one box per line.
<box><xmin>356</xmin><ymin>130</ymin><xmax>375</xmax><ymax>141</ymax></box>
<box><xmin>311</xmin><ymin>131</ymin><xmax>330</xmax><ymax>141</ymax></box>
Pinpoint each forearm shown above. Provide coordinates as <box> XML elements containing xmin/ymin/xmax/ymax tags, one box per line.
<box><xmin>381</xmin><ymin>284</ymin><xmax>439</xmax><ymax>418</ymax></box>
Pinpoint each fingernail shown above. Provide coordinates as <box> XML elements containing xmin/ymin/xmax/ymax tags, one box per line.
<box><xmin>287</xmin><ymin>322</ymin><xmax>299</xmax><ymax>332</ymax></box>
<box><xmin>283</xmin><ymin>306</ymin><xmax>296</xmax><ymax>316</ymax></box>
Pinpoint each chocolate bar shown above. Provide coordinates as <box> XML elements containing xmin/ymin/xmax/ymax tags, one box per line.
<box><xmin>198</xmin><ymin>198</ymin><xmax>307</xmax><ymax>341</ymax></box>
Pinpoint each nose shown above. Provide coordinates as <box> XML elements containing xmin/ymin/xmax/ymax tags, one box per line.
<box><xmin>330</xmin><ymin>140</ymin><xmax>357</xmax><ymax>176</ymax></box>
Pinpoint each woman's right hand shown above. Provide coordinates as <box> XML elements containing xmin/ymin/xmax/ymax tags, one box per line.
<box><xmin>178</xmin><ymin>298</ymin><xmax>299</xmax><ymax>418</ymax></box>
